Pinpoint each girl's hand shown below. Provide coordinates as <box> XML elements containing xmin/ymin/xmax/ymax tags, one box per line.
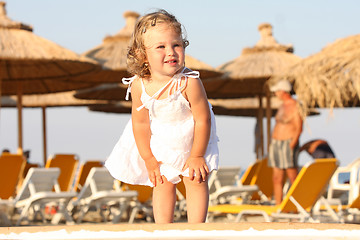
<box><xmin>144</xmin><ymin>156</ymin><xmax>163</xmax><ymax>187</ymax></box>
<box><xmin>182</xmin><ymin>156</ymin><xmax>209</xmax><ymax>183</ymax></box>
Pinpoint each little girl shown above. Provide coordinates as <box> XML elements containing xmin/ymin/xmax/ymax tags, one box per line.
<box><xmin>105</xmin><ymin>9</ymin><xmax>219</xmax><ymax>223</ymax></box>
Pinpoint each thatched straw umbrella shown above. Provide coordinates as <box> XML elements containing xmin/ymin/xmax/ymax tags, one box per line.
<box><xmin>76</xmin><ymin>11</ymin><xmax>221</xmax><ymax>101</ymax></box>
<box><xmin>83</xmin><ymin>11</ymin><xmax>220</xmax><ymax>79</ymax></box>
<box><xmin>81</xmin><ymin>11</ymin><xmax>138</xmax><ymax>79</ymax></box>
<box><xmin>87</xmin><ymin>97</ymin><xmax>282</xmax><ymax>116</ymax></box>
<box><xmin>268</xmin><ymin>33</ymin><xmax>360</xmax><ymax>111</ymax></box>
<box><xmin>205</xmin><ymin>23</ymin><xmax>301</xmax><ymax>98</ymax></box>
<box><xmin>0</xmin><ymin>2</ymin><xmax>119</xmax><ymax>153</ymax></box>
<box><xmin>205</xmin><ymin>23</ymin><xmax>301</xmax><ymax>157</ymax></box>
<box><xmin>2</xmin><ymin>92</ymin><xmax>107</xmax><ymax>165</ymax></box>
<box><xmin>74</xmin><ymin>54</ymin><xmax>220</xmax><ymax>101</ymax></box>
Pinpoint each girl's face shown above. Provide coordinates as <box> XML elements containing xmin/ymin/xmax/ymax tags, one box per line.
<box><xmin>143</xmin><ymin>23</ymin><xmax>185</xmax><ymax>80</ymax></box>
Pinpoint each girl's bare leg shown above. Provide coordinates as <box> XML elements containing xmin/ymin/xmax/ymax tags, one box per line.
<box><xmin>183</xmin><ymin>176</ymin><xmax>209</xmax><ymax>223</ymax></box>
<box><xmin>152</xmin><ymin>177</ymin><xmax>176</xmax><ymax>223</ymax></box>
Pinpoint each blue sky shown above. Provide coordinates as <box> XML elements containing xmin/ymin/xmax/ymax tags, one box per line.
<box><xmin>1</xmin><ymin>0</ymin><xmax>360</xmax><ymax>168</ymax></box>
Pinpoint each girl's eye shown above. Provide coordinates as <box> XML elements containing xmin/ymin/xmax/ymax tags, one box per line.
<box><xmin>157</xmin><ymin>45</ymin><xmax>165</xmax><ymax>49</ymax></box>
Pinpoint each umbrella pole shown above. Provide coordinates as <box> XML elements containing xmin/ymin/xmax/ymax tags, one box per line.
<box><xmin>266</xmin><ymin>90</ymin><xmax>272</xmax><ymax>155</ymax></box>
<box><xmin>0</xmin><ymin>77</ymin><xmax>2</xmax><ymax>130</ymax></box>
<box><xmin>258</xmin><ymin>95</ymin><xmax>264</xmax><ymax>159</ymax></box>
<box><xmin>17</xmin><ymin>84</ymin><xmax>23</xmax><ymax>155</ymax></box>
<box><xmin>42</xmin><ymin>106</ymin><xmax>47</xmax><ymax>166</ymax></box>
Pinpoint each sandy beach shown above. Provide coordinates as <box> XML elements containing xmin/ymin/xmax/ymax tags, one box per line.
<box><xmin>1</xmin><ymin>222</ymin><xmax>360</xmax><ymax>240</ymax></box>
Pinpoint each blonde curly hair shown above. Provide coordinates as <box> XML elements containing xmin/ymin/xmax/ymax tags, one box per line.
<box><xmin>127</xmin><ymin>9</ymin><xmax>189</xmax><ymax>78</ymax></box>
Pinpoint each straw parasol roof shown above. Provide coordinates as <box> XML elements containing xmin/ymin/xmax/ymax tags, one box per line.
<box><xmin>210</xmin><ymin>98</ymin><xmax>318</xmax><ymax>117</ymax></box>
<box><xmin>87</xmin><ymin>98</ymin><xmax>276</xmax><ymax>116</ymax></box>
<box><xmin>73</xmin><ymin>56</ymin><xmax>221</xmax><ymax>101</ymax></box>
<box><xmin>0</xmin><ymin>2</ymin><xmax>112</xmax><ymax>96</ymax></box>
<box><xmin>87</xmin><ymin>97</ymin><xmax>319</xmax><ymax>117</ymax></box>
<box><xmin>268</xmin><ymin>34</ymin><xmax>360</xmax><ymax>110</ymax></box>
<box><xmin>204</xmin><ymin>23</ymin><xmax>301</xmax><ymax>98</ymax></box>
<box><xmin>0</xmin><ymin>1</ymin><xmax>121</xmax><ymax>153</ymax></box>
<box><xmin>88</xmin><ymin>101</ymin><xmax>132</xmax><ymax>114</ymax></box>
<box><xmin>1</xmin><ymin>91</ymin><xmax>107</xmax><ymax>108</ymax></box>
<box><xmin>82</xmin><ymin>10</ymin><xmax>220</xmax><ymax>79</ymax></box>
<box><xmin>210</xmin><ymin>97</ymin><xmax>280</xmax><ymax>117</ymax></box>
<box><xmin>81</xmin><ymin>11</ymin><xmax>138</xmax><ymax>75</ymax></box>
<box><xmin>78</xmin><ymin>11</ymin><xmax>221</xmax><ymax>101</ymax></box>
<box><xmin>73</xmin><ymin>83</ymin><xmax>126</xmax><ymax>101</ymax></box>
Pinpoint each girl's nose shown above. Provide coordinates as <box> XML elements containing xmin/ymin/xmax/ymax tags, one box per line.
<box><xmin>167</xmin><ymin>47</ymin><xmax>175</xmax><ymax>56</ymax></box>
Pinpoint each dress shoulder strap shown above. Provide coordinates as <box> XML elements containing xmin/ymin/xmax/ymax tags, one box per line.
<box><xmin>122</xmin><ymin>75</ymin><xmax>137</xmax><ymax>101</ymax></box>
<box><xmin>121</xmin><ymin>67</ymin><xmax>200</xmax><ymax>111</ymax></box>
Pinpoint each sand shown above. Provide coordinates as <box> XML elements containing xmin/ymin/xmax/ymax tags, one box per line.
<box><xmin>1</xmin><ymin>222</ymin><xmax>360</xmax><ymax>240</ymax></box>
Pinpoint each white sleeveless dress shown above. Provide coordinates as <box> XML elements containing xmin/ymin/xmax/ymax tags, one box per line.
<box><xmin>105</xmin><ymin>68</ymin><xmax>219</xmax><ymax>187</ymax></box>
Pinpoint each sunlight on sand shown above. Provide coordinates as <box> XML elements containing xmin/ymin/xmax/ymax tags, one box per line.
<box><xmin>2</xmin><ymin>229</ymin><xmax>360</xmax><ymax>240</ymax></box>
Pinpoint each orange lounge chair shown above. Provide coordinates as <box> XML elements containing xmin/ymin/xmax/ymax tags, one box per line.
<box><xmin>240</xmin><ymin>160</ymin><xmax>262</xmax><ymax>185</ymax></box>
<box><xmin>208</xmin><ymin>159</ymin><xmax>338</xmax><ymax>223</ymax></box>
<box><xmin>208</xmin><ymin>166</ymin><xmax>259</xmax><ymax>205</ymax></box>
<box><xmin>0</xmin><ymin>154</ymin><xmax>26</xmax><ymax>225</ymax></box>
<box><xmin>122</xmin><ymin>183</ymin><xmax>153</xmax><ymax>223</ymax></box>
<box><xmin>68</xmin><ymin>168</ymin><xmax>138</xmax><ymax>224</ymax></box>
<box><xmin>248</xmin><ymin>158</ymin><xmax>273</xmax><ymax>201</ymax></box>
<box><xmin>45</xmin><ymin>154</ymin><xmax>79</xmax><ymax>191</ymax></box>
<box><xmin>73</xmin><ymin>160</ymin><xmax>103</xmax><ymax>192</ymax></box>
<box><xmin>0</xmin><ymin>154</ymin><xmax>26</xmax><ymax>200</ymax></box>
<box><xmin>13</xmin><ymin>168</ymin><xmax>76</xmax><ymax>226</ymax></box>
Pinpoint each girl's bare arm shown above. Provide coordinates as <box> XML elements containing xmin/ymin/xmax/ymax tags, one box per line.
<box><xmin>131</xmin><ymin>79</ymin><xmax>163</xmax><ymax>186</ymax></box>
<box><xmin>182</xmin><ymin>77</ymin><xmax>211</xmax><ymax>182</ymax></box>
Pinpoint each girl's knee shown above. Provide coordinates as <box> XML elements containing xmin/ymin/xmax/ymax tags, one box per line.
<box><xmin>183</xmin><ymin>176</ymin><xmax>208</xmax><ymax>187</ymax></box>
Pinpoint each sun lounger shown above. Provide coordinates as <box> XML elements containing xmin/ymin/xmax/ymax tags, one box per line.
<box><xmin>45</xmin><ymin>154</ymin><xmax>79</xmax><ymax>191</ymax></box>
<box><xmin>121</xmin><ymin>183</ymin><xmax>154</xmax><ymax>223</ymax></box>
<box><xmin>248</xmin><ymin>158</ymin><xmax>273</xmax><ymax>201</ymax></box>
<box><xmin>345</xmin><ymin>194</ymin><xmax>360</xmax><ymax>222</ymax></box>
<box><xmin>240</xmin><ymin>160</ymin><xmax>262</xmax><ymax>185</ymax></box>
<box><xmin>68</xmin><ymin>167</ymin><xmax>138</xmax><ymax>224</ymax></box>
<box><xmin>0</xmin><ymin>199</ymin><xmax>13</xmax><ymax>226</ymax></box>
<box><xmin>327</xmin><ymin>157</ymin><xmax>360</xmax><ymax>204</ymax></box>
<box><xmin>72</xmin><ymin>160</ymin><xmax>103</xmax><ymax>192</ymax></box>
<box><xmin>0</xmin><ymin>154</ymin><xmax>26</xmax><ymax>200</ymax></box>
<box><xmin>13</xmin><ymin>168</ymin><xmax>76</xmax><ymax>226</ymax></box>
<box><xmin>314</xmin><ymin>188</ymin><xmax>360</xmax><ymax>223</ymax></box>
<box><xmin>208</xmin><ymin>159</ymin><xmax>338</xmax><ymax>223</ymax></box>
<box><xmin>208</xmin><ymin>166</ymin><xmax>259</xmax><ymax>205</ymax></box>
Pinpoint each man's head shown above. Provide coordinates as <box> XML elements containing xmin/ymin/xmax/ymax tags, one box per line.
<box><xmin>270</xmin><ymin>79</ymin><xmax>292</xmax><ymax>93</ymax></box>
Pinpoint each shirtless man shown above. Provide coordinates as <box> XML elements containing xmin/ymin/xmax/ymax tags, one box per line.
<box><xmin>269</xmin><ymin>80</ymin><xmax>303</xmax><ymax>205</ymax></box>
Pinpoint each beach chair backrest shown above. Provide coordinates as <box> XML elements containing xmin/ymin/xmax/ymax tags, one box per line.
<box><xmin>77</xmin><ymin>167</ymin><xmax>116</xmax><ymax>200</ymax></box>
<box><xmin>0</xmin><ymin>154</ymin><xmax>26</xmax><ymax>199</ymax></box>
<box><xmin>250</xmin><ymin>158</ymin><xmax>273</xmax><ymax>200</ymax></box>
<box><xmin>122</xmin><ymin>183</ymin><xmax>153</xmax><ymax>204</ymax></box>
<box><xmin>279</xmin><ymin>158</ymin><xmax>338</xmax><ymax>213</ymax></box>
<box><xmin>15</xmin><ymin>168</ymin><xmax>61</xmax><ymax>202</ymax></box>
<box><xmin>73</xmin><ymin>160</ymin><xmax>103</xmax><ymax>192</ymax></box>
<box><xmin>22</xmin><ymin>163</ymin><xmax>40</xmax><ymax>179</ymax></box>
<box><xmin>208</xmin><ymin>166</ymin><xmax>241</xmax><ymax>194</ymax></box>
<box><xmin>45</xmin><ymin>154</ymin><xmax>79</xmax><ymax>191</ymax></box>
<box><xmin>349</xmin><ymin>194</ymin><xmax>360</xmax><ymax>209</ymax></box>
<box><xmin>176</xmin><ymin>177</ymin><xmax>186</xmax><ymax>200</ymax></box>
<box><xmin>240</xmin><ymin>160</ymin><xmax>262</xmax><ymax>185</ymax></box>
